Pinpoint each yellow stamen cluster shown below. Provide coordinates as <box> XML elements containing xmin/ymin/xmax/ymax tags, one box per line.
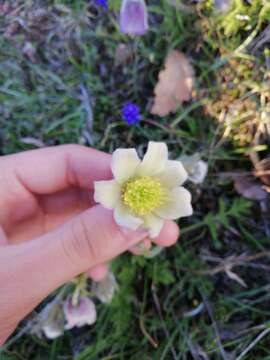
<box><xmin>123</xmin><ymin>176</ymin><xmax>164</xmax><ymax>216</ymax></box>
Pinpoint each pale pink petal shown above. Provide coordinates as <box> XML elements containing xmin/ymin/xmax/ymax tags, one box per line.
<box><xmin>63</xmin><ymin>297</ymin><xmax>96</xmax><ymax>330</ymax></box>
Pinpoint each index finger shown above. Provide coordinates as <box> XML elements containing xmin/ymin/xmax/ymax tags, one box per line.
<box><xmin>0</xmin><ymin>144</ymin><xmax>112</xmax><ymax>195</ymax></box>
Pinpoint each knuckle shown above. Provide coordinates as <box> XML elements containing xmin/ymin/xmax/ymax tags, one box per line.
<box><xmin>64</xmin><ymin>216</ymin><xmax>99</xmax><ymax>265</ymax></box>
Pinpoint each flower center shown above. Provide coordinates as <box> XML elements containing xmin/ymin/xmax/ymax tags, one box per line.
<box><xmin>123</xmin><ymin>176</ymin><xmax>164</xmax><ymax>216</ymax></box>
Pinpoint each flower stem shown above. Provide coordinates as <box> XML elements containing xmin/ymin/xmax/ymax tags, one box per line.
<box><xmin>72</xmin><ymin>274</ymin><xmax>88</xmax><ymax>307</ymax></box>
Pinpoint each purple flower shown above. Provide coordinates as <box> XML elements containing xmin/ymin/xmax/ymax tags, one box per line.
<box><xmin>120</xmin><ymin>0</ymin><xmax>148</xmax><ymax>36</ymax></box>
<box><xmin>122</xmin><ymin>102</ymin><xmax>141</xmax><ymax>125</ymax></box>
<box><xmin>63</xmin><ymin>297</ymin><xmax>97</xmax><ymax>330</ymax></box>
<box><xmin>96</xmin><ymin>0</ymin><xmax>108</xmax><ymax>9</ymax></box>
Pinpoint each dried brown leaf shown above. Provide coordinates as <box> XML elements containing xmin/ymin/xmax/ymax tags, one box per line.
<box><xmin>234</xmin><ymin>175</ymin><xmax>268</xmax><ymax>201</ymax></box>
<box><xmin>151</xmin><ymin>50</ymin><xmax>194</xmax><ymax>117</ymax></box>
<box><xmin>114</xmin><ymin>43</ymin><xmax>131</xmax><ymax>66</ymax></box>
<box><xmin>256</xmin><ymin>157</ymin><xmax>270</xmax><ymax>186</ymax></box>
<box><xmin>225</xmin><ymin>267</ymin><xmax>247</xmax><ymax>288</ymax></box>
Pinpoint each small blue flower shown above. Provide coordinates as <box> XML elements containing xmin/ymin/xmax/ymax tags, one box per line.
<box><xmin>96</xmin><ymin>0</ymin><xmax>108</xmax><ymax>9</ymax></box>
<box><xmin>122</xmin><ymin>102</ymin><xmax>141</xmax><ymax>125</ymax></box>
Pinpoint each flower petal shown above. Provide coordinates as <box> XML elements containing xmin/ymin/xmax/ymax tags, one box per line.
<box><xmin>120</xmin><ymin>0</ymin><xmax>148</xmax><ymax>36</ymax></box>
<box><xmin>189</xmin><ymin>160</ymin><xmax>208</xmax><ymax>184</ymax></box>
<box><xmin>179</xmin><ymin>154</ymin><xmax>208</xmax><ymax>184</ymax></box>
<box><xmin>111</xmin><ymin>148</ymin><xmax>141</xmax><ymax>184</ymax></box>
<box><xmin>114</xmin><ymin>201</ymin><xmax>143</xmax><ymax>230</ymax></box>
<box><xmin>41</xmin><ymin>302</ymin><xmax>65</xmax><ymax>339</ymax></box>
<box><xmin>63</xmin><ymin>297</ymin><xmax>96</xmax><ymax>330</ymax></box>
<box><xmin>155</xmin><ymin>186</ymin><xmax>193</xmax><ymax>220</ymax></box>
<box><xmin>136</xmin><ymin>142</ymin><xmax>168</xmax><ymax>176</ymax></box>
<box><xmin>92</xmin><ymin>272</ymin><xmax>118</xmax><ymax>304</ymax></box>
<box><xmin>144</xmin><ymin>213</ymin><xmax>164</xmax><ymax>238</ymax></box>
<box><xmin>42</xmin><ymin>323</ymin><xmax>64</xmax><ymax>339</ymax></box>
<box><xmin>94</xmin><ymin>180</ymin><xmax>121</xmax><ymax>209</ymax></box>
<box><xmin>157</xmin><ymin>160</ymin><xmax>188</xmax><ymax>188</ymax></box>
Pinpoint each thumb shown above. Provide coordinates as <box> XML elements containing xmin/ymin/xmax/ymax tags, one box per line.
<box><xmin>0</xmin><ymin>205</ymin><xmax>147</xmax><ymax>333</ymax></box>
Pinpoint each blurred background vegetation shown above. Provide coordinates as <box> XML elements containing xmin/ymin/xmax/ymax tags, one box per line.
<box><xmin>0</xmin><ymin>0</ymin><xmax>269</xmax><ymax>358</ymax></box>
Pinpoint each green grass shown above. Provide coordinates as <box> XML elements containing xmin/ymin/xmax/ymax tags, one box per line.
<box><xmin>1</xmin><ymin>0</ymin><xmax>270</xmax><ymax>358</ymax></box>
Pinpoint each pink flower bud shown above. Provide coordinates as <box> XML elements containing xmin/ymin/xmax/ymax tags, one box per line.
<box><xmin>120</xmin><ymin>0</ymin><xmax>148</xmax><ymax>36</ymax></box>
<box><xmin>63</xmin><ymin>297</ymin><xmax>97</xmax><ymax>330</ymax></box>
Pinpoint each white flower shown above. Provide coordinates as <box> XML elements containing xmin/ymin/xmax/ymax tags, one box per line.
<box><xmin>63</xmin><ymin>296</ymin><xmax>97</xmax><ymax>330</ymax></box>
<box><xmin>179</xmin><ymin>154</ymin><xmax>208</xmax><ymax>185</ymax></box>
<box><xmin>40</xmin><ymin>303</ymin><xmax>65</xmax><ymax>339</ymax></box>
<box><xmin>92</xmin><ymin>272</ymin><xmax>118</xmax><ymax>303</ymax></box>
<box><xmin>43</xmin><ymin>322</ymin><xmax>63</xmax><ymax>340</ymax></box>
<box><xmin>94</xmin><ymin>142</ymin><xmax>193</xmax><ymax>238</ymax></box>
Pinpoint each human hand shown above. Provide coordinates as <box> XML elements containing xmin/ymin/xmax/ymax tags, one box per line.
<box><xmin>0</xmin><ymin>145</ymin><xmax>179</xmax><ymax>345</ymax></box>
